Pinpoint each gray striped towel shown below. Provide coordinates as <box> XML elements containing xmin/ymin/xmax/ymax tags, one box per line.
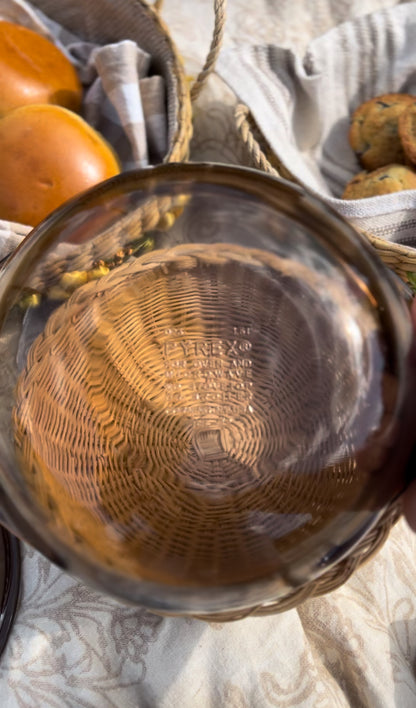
<box><xmin>217</xmin><ymin>3</ymin><xmax>416</xmax><ymax>249</ymax></box>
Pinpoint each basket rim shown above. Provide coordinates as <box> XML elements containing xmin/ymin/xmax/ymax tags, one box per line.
<box><xmin>124</xmin><ymin>0</ymin><xmax>227</xmax><ymax>159</ymax></box>
<box><xmin>124</xmin><ymin>0</ymin><xmax>193</xmax><ymax>163</ymax></box>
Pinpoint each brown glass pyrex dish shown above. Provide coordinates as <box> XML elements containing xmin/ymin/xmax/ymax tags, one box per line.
<box><xmin>0</xmin><ymin>163</ymin><xmax>414</xmax><ymax>619</ymax></box>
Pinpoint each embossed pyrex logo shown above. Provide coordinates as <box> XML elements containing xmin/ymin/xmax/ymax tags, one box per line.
<box><xmin>163</xmin><ymin>337</ymin><xmax>252</xmax><ymax>358</ymax></box>
<box><xmin>162</xmin><ymin>328</ymin><xmax>254</xmax><ymax>417</ymax></box>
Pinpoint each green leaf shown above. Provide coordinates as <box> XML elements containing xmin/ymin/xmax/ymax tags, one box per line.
<box><xmin>407</xmin><ymin>272</ymin><xmax>416</xmax><ymax>294</ymax></box>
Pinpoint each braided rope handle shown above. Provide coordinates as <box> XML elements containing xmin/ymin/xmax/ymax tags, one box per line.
<box><xmin>190</xmin><ymin>0</ymin><xmax>227</xmax><ymax>102</ymax></box>
<box><xmin>151</xmin><ymin>0</ymin><xmax>227</xmax><ymax>102</ymax></box>
<box><xmin>235</xmin><ymin>103</ymin><xmax>281</xmax><ymax>177</ymax></box>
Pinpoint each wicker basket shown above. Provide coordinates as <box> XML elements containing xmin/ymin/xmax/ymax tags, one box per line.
<box><xmin>3</xmin><ymin>0</ymin><xmax>227</xmax><ymax>286</ymax></box>
<box><xmin>234</xmin><ymin>103</ymin><xmax>416</xmax><ymax>283</ymax></box>
<box><xmin>195</xmin><ymin>501</ymin><xmax>403</xmax><ymax>621</ymax></box>
<box><xmin>25</xmin><ymin>0</ymin><xmax>226</xmax><ymax>165</ymax></box>
<box><xmin>12</xmin><ymin>166</ymin><xmax>406</xmax><ymax>623</ymax></box>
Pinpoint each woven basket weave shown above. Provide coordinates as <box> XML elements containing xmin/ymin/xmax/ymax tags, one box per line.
<box><xmin>12</xmin><ymin>171</ymin><xmax>405</xmax><ymax>622</ymax></box>
<box><xmin>16</xmin><ymin>236</ymin><xmax>398</xmax><ymax>615</ymax></box>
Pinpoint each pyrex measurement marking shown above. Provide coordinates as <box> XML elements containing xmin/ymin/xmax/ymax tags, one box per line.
<box><xmin>162</xmin><ymin>328</ymin><xmax>254</xmax><ymax>417</ymax></box>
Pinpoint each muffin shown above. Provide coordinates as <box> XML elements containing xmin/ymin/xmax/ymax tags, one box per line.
<box><xmin>398</xmin><ymin>102</ymin><xmax>416</xmax><ymax>165</ymax></box>
<box><xmin>342</xmin><ymin>163</ymin><xmax>416</xmax><ymax>199</ymax></box>
<box><xmin>348</xmin><ymin>93</ymin><xmax>415</xmax><ymax>170</ymax></box>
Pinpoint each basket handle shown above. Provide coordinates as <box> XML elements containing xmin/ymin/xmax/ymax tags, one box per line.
<box><xmin>235</xmin><ymin>103</ymin><xmax>281</xmax><ymax>177</ymax></box>
<box><xmin>150</xmin><ymin>0</ymin><xmax>227</xmax><ymax>102</ymax></box>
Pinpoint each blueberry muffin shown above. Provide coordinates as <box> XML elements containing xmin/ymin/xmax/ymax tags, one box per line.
<box><xmin>348</xmin><ymin>93</ymin><xmax>415</xmax><ymax>170</ymax></box>
<box><xmin>342</xmin><ymin>163</ymin><xmax>416</xmax><ymax>199</ymax></box>
<box><xmin>398</xmin><ymin>102</ymin><xmax>416</xmax><ymax>165</ymax></box>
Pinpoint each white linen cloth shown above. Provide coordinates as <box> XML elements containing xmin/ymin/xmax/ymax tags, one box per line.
<box><xmin>1</xmin><ymin>1</ymin><xmax>416</xmax><ymax>707</ymax></box>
